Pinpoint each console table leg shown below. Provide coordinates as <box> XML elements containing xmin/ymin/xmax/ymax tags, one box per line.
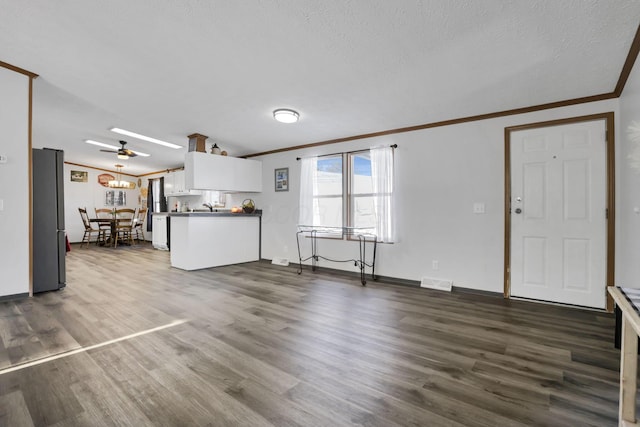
<box><xmin>620</xmin><ymin>316</ymin><xmax>638</xmax><ymax>424</ymax></box>
<box><xmin>371</xmin><ymin>240</ymin><xmax>378</xmax><ymax>281</ymax></box>
<box><xmin>296</xmin><ymin>231</ymin><xmax>303</xmax><ymax>275</ymax></box>
<box><xmin>311</xmin><ymin>230</ymin><xmax>318</xmax><ymax>272</ymax></box>
<box><xmin>358</xmin><ymin>235</ymin><xmax>366</xmax><ymax>285</ymax></box>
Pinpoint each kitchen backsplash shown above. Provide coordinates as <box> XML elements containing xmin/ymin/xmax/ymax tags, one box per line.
<box><xmin>166</xmin><ymin>192</ymin><xmax>252</xmax><ymax>212</ymax></box>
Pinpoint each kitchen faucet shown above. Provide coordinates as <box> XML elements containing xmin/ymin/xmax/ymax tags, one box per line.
<box><xmin>203</xmin><ymin>203</ymin><xmax>213</xmax><ymax>212</ymax></box>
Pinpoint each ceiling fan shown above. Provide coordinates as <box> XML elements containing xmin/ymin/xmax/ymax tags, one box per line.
<box><xmin>100</xmin><ymin>140</ymin><xmax>137</xmax><ymax>159</ymax></box>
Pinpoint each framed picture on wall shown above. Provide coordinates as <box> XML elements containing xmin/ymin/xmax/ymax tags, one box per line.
<box><xmin>105</xmin><ymin>190</ymin><xmax>114</xmax><ymax>206</ymax></box>
<box><xmin>275</xmin><ymin>167</ymin><xmax>289</xmax><ymax>192</ymax></box>
<box><xmin>70</xmin><ymin>170</ymin><xmax>88</xmax><ymax>182</ymax></box>
<box><xmin>105</xmin><ymin>190</ymin><xmax>126</xmax><ymax>206</ymax></box>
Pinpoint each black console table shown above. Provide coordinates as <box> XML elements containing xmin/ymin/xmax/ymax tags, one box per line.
<box><xmin>296</xmin><ymin>225</ymin><xmax>378</xmax><ymax>285</ymax></box>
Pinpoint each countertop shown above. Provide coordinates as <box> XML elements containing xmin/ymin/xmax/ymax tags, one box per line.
<box><xmin>164</xmin><ymin>210</ymin><xmax>262</xmax><ymax>217</ymax></box>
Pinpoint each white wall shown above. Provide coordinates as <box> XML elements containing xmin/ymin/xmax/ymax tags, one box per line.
<box><xmin>618</xmin><ymin>59</ymin><xmax>640</xmax><ymax>288</ymax></box>
<box><xmin>254</xmin><ymin>99</ymin><xmax>620</xmax><ymax>293</ymax></box>
<box><xmin>63</xmin><ymin>163</ymin><xmax>142</xmax><ymax>242</ymax></box>
<box><xmin>0</xmin><ymin>67</ymin><xmax>30</xmax><ymax>297</ymax></box>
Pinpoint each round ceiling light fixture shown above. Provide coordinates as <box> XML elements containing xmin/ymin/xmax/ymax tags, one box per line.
<box><xmin>273</xmin><ymin>108</ymin><xmax>299</xmax><ymax>124</ymax></box>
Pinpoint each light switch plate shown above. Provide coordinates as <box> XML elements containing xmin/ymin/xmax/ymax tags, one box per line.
<box><xmin>473</xmin><ymin>202</ymin><xmax>485</xmax><ymax>214</ymax></box>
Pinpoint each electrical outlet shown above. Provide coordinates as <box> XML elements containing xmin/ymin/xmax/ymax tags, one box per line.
<box><xmin>0</xmin><ymin>155</ymin><xmax>7</xmax><ymax>163</ymax></box>
<box><xmin>432</xmin><ymin>260</ymin><xmax>439</xmax><ymax>270</ymax></box>
<box><xmin>473</xmin><ymin>202</ymin><xmax>485</xmax><ymax>214</ymax></box>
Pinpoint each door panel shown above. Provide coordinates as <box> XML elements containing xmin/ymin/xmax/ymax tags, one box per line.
<box><xmin>523</xmin><ymin>163</ymin><xmax>546</xmax><ymax>220</ymax></box>
<box><xmin>563</xmin><ymin>238</ymin><xmax>589</xmax><ymax>291</ymax></box>
<box><xmin>510</xmin><ymin>119</ymin><xmax>606</xmax><ymax>309</ymax></box>
<box><xmin>564</xmin><ymin>159</ymin><xmax>589</xmax><ymax>220</ymax></box>
<box><xmin>522</xmin><ymin>237</ymin><xmax>546</xmax><ymax>286</ymax></box>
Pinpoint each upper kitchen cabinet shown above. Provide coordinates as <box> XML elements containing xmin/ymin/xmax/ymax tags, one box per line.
<box><xmin>165</xmin><ymin>169</ymin><xmax>202</xmax><ymax>196</ymax></box>
<box><xmin>185</xmin><ymin>152</ymin><xmax>262</xmax><ymax>192</ymax></box>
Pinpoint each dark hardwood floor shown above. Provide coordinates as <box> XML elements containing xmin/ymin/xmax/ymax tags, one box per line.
<box><xmin>0</xmin><ymin>243</ymin><xmax>625</xmax><ymax>426</ymax></box>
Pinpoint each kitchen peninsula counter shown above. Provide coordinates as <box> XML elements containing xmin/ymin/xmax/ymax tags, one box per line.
<box><xmin>167</xmin><ymin>211</ymin><xmax>262</xmax><ymax>217</ymax></box>
<box><xmin>169</xmin><ymin>211</ymin><xmax>261</xmax><ymax>270</ymax></box>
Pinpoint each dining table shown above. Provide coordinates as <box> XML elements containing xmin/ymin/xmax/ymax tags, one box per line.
<box><xmin>90</xmin><ymin>216</ymin><xmax>142</xmax><ymax>247</ymax></box>
<box><xmin>89</xmin><ymin>217</ymin><xmax>116</xmax><ymax>246</ymax></box>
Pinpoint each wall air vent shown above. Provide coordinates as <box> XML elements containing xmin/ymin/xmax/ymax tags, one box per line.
<box><xmin>271</xmin><ymin>257</ymin><xmax>290</xmax><ymax>266</ymax></box>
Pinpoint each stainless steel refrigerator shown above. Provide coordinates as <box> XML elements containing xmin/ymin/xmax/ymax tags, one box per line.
<box><xmin>33</xmin><ymin>148</ymin><xmax>66</xmax><ymax>293</ymax></box>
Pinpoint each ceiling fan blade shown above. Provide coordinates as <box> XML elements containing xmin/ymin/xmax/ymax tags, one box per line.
<box><xmin>97</xmin><ymin>141</ymin><xmax>141</xmax><ymax>159</ymax></box>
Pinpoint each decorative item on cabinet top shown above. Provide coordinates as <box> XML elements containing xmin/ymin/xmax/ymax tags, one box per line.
<box><xmin>188</xmin><ymin>133</ymin><xmax>208</xmax><ymax>153</ymax></box>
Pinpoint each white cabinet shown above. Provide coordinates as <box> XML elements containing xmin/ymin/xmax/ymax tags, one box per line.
<box><xmin>185</xmin><ymin>152</ymin><xmax>262</xmax><ymax>192</ymax></box>
<box><xmin>152</xmin><ymin>214</ymin><xmax>169</xmax><ymax>250</ymax></box>
<box><xmin>164</xmin><ymin>170</ymin><xmax>201</xmax><ymax>196</ymax></box>
<box><xmin>164</xmin><ymin>172</ymin><xmax>176</xmax><ymax>195</ymax></box>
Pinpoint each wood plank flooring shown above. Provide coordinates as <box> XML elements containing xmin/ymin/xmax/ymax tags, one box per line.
<box><xmin>0</xmin><ymin>243</ymin><xmax>626</xmax><ymax>426</ymax></box>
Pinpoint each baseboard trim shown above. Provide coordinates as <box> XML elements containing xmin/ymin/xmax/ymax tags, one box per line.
<box><xmin>453</xmin><ymin>286</ymin><xmax>503</xmax><ymax>299</ymax></box>
<box><xmin>0</xmin><ymin>292</ymin><xmax>29</xmax><ymax>302</ymax></box>
<box><xmin>510</xmin><ymin>296</ymin><xmax>610</xmax><ymax>313</ymax></box>
<box><xmin>260</xmin><ymin>258</ymin><xmax>504</xmax><ymax>298</ymax></box>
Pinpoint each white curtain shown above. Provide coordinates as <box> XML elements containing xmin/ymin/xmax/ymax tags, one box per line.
<box><xmin>299</xmin><ymin>156</ymin><xmax>318</xmax><ymax>226</ymax></box>
<box><xmin>370</xmin><ymin>146</ymin><xmax>394</xmax><ymax>242</ymax></box>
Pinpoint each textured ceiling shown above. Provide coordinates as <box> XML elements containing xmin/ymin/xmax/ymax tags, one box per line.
<box><xmin>1</xmin><ymin>0</ymin><xmax>639</xmax><ymax>175</ymax></box>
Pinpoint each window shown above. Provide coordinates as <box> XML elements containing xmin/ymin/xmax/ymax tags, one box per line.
<box><xmin>299</xmin><ymin>146</ymin><xmax>394</xmax><ymax>242</ymax></box>
<box><xmin>152</xmin><ymin>179</ymin><xmax>162</xmax><ymax>213</ymax></box>
<box><xmin>315</xmin><ymin>155</ymin><xmax>343</xmax><ymax>228</ymax></box>
<box><xmin>202</xmin><ymin>190</ymin><xmax>226</xmax><ymax>207</ymax></box>
<box><xmin>349</xmin><ymin>151</ymin><xmax>375</xmax><ymax>229</ymax></box>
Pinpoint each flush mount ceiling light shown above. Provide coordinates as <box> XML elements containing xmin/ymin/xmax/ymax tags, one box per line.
<box><xmin>84</xmin><ymin>140</ymin><xmax>150</xmax><ymax>157</ymax></box>
<box><xmin>109</xmin><ymin>127</ymin><xmax>182</xmax><ymax>149</ymax></box>
<box><xmin>273</xmin><ymin>109</ymin><xmax>299</xmax><ymax>124</ymax></box>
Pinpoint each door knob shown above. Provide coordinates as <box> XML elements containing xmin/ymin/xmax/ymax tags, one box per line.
<box><xmin>515</xmin><ymin>208</ymin><xmax>522</xmax><ymax>214</ymax></box>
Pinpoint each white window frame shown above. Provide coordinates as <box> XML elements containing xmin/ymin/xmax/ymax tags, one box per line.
<box><xmin>300</xmin><ymin>147</ymin><xmax>394</xmax><ymax>242</ymax></box>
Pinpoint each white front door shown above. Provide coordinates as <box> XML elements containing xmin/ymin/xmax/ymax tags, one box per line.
<box><xmin>510</xmin><ymin>119</ymin><xmax>607</xmax><ymax>309</ymax></box>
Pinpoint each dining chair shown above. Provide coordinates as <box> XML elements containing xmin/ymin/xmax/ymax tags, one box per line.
<box><xmin>94</xmin><ymin>208</ymin><xmax>114</xmax><ymax>245</ymax></box>
<box><xmin>114</xmin><ymin>208</ymin><xmax>136</xmax><ymax>248</ymax></box>
<box><xmin>133</xmin><ymin>208</ymin><xmax>147</xmax><ymax>243</ymax></box>
<box><xmin>78</xmin><ymin>207</ymin><xmax>99</xmax><ymax>248</ymax></box>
